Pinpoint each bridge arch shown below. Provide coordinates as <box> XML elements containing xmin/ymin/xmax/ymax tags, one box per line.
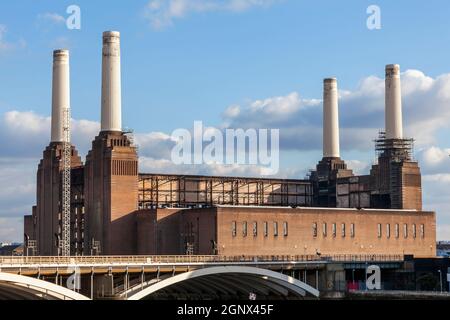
<box><xmin>0</xmin><ymin>272</ymin><xmax>90</xmax><ymax>300</ymax></box>
<box><xmin>127</xmin><ymin>266</ymin><xmax>319</xmax><ymax>300</ymax></box>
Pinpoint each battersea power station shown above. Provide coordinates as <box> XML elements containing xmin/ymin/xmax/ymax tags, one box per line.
<box><xmin>23</xmin><ymin>31</ymin><xmax>436</xmax><ymax>258</ymax></box>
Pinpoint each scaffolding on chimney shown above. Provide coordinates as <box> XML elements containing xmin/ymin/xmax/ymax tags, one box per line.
<box><xmin>123</xmin><ymin>127</ymin><xmax>138</xmax><ymax>154</ymax></box>
<box><xmin>374</xmin><ymin>130</ymin><xmax>415</xmax><ymax>163</ymax></box>
<box><xmin>61</xmin><ymin>107</ymin><xmax>71</xmax><ymax>256</ymax></box>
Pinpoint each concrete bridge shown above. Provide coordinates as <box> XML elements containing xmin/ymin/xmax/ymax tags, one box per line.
<box><xmin>0</xmin><ymin>254</ymin><xmax>402</xmax><ymax>300</ymax></box>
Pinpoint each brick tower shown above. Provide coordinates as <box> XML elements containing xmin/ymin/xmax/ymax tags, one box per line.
<box><xmin>35</xmin><ymin>50</ymin><xmax>83</xmax><ymax>255</ymax></box>
<box><xmin>84</xmin><ymin>31</ymin><xmax>138</xmax><ymax>255</ymax></box>
<box><xmin>370</xmin><ymin>65</ymin><xmax>422</xmax><ymax>210</ymax></box>
<box><xmin>311</xmin><ymin>78</ymin><xmax>353</xmax><ymax>207</ymax></box>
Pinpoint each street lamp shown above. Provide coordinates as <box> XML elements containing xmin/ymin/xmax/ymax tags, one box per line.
<box><xmin>438</xmin><ymin>269</ymin><xmax>443</xmax><ymax>293</ymax></box>
<box><xmin>365</xmin><ymin>262</ymin><xmax>368</xmax><ymax>291</ymax></box>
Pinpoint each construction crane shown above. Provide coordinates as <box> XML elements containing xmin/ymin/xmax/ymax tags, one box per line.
<box><xmin>61</xmin><ymin>107</ymin><xmax>71</xmax><ymax>256</ymax></box>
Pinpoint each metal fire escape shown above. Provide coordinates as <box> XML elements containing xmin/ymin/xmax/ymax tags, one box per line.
<box><xmin>61</xmin><ymin>107</ymin><xmax>71</xmax><ymax>256</ymax></box>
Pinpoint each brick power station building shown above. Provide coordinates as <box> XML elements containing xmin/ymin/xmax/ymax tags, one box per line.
<box><xmin>23</xmin><ymin>31</ymin><xmax>436</xmax><ymax>258</ymax></box>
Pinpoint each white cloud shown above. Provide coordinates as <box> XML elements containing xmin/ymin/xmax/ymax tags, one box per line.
<box><xmin>223</xmin><ymin>69</ymin><xmax>450</xmax><ymax>152</ymax></box>
<box><xmin>437</xmin><ymin>225</ymin><xmax>450</xmax><ymax>242</ymax></box>
<box><xmin>0</xmin><ymin>24</ymin><xmax>11</xmax><ymax>51</ymax></box>
<box><xmin>0</xmin><ymin>110</ymin><xmax>99</xmax><ymax>243</ymax></box>
<box><xmin>0</xmin><ymin>24</ymin><xmax>25</xmax><ymax>53</ymax></box>
<box><xmin>134</xmin><ymin>131</ymin><xmax>176</xmax><ymax>159</ymax></box>
<box><xmin>222</xmin><ymin>104</ymin><xmax>241</xmax><ymax>119</ymax></box>
<box><xmin>0</xmin><ymin>217</ymin><xmax>23</xmax><ymax>243</ymax></box>
<box><xmin>144</xmin><ymin>0</ymin><xmax>277</xmax><ymax>29</ymax></box>
<box><xmin>0</xmin><ymin>110</ymin><xmax>99</xmax><ymax>158</ymax></box>
<box><xmin>0</xmin><ymin>158</ymin><xmax>36</xmax><ymax>217</ymax></box>
<box><xmin>423</xmin><ymin>173</ymin><xmax>450</xmax><ymax>183</ymax></box>
<box><xmin>0</xmin><ymin>158</ymin><xmax>37</xmax><ymax>243</ymax></box>
<box><xmin>422</xmin><ymin>176</ymin><xmax>450</xmax><ymax>241</ymax></box>
<box><xmin>37</xmin><ymin>12</ymin><xmax>66</xmax><ymax>24</ymax></box>
<box><xmin>346</xmin><ymin>160</ymin><xmax>370</xmax><ymax>175</ymax></box>
<box><xmin>417</xmin><ymin>146</ymin><xmax>450</xmax><ymax>175</ymax></box>
<box><xmin>223</xmin><ymin>91</ymin><xmax>320</xmax><ymax>129</ymax></box>
<box><xmin>139</xmin><ymin>155</ymin><xmax>296</xmax><ymax>178</ymax></box>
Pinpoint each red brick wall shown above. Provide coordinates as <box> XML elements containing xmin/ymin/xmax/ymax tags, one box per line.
<box><xmin>215</xmin><ymin>206</ymin><xmax>436</xmax><ymax>258</ymax></box>
<box><xmin>84</xmin><ymin>132</ymin><xmax>138</xmax><ymax>255</ymax></box>
<box><xmin>36</xmin><ymin>143</ymin><xmax>82</xmax><ymax>256</ymax></box>
<box><xmin>180</xmin><ymin>209</ymin><xmax>217</xmax><ymax>255</ymax></box>
<box><xmin>135</xmin><ymin>208</ymin><xmax>185</xmax><ymax>255</ymax></box>
<box><xmin>136</xmin><ymin>210</ymin><xmax>156</xmax><ymax>255</ymax></box>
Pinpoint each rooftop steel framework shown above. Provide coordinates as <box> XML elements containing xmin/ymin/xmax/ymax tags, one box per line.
<box><xmin>138</xmin><ymin>174</ymin><xmax>313</xmax><ymax>209</ymax></box>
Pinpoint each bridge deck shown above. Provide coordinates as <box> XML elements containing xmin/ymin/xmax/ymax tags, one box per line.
<box><xmin>0</xmin><ymin>255</ymin><xmax>403</xmax><ymax>276</ymax></box>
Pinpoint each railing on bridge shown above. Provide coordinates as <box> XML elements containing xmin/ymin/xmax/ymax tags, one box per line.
<box><xmin>0</xmin><ymin>254</ymin><xmax>403</xmax><ymax>266</ymax></box>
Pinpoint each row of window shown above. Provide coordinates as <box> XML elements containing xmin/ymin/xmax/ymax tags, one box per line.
<box><xmin>377</xmin><ymin>223</ymin><xmax>425</xmax><ymax>239</ymax></box>
<box><xmin>232</xmin><ymin>221</ymin><xmax>426</xmax><ymax>239</ymax></box>
<box><xmin>312</xmin><ymin>222</ymin><xmax>355</xmax><ymax>238</ymax></box>
<box><xmin>311</xmin><ymin>222</ymin><xmax>425</xmax><ymax>239</ymax></box>
<box><xmin>232</xmin><ymin>221</ymin><xmax>288</xmax><ymax>238</ymax></box>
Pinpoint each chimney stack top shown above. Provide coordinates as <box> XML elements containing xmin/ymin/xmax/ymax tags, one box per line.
<box><xmin>386</xmin><ymin>64</ymin><xmax>400</xmax><ymax>74</ymax></box>
<box><xmin>103</xmin><ymin>31</ymin><xmax>120</xmax><ymax>41</ymax></box>
<box><xmin>324</xmin><ymin>77</ymin><xmax>337</xmax><ymax>83</ymax></box>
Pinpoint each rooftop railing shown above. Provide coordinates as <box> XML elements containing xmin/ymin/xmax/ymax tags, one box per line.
<box><xmin>0</xmin><ymin>254</ymin><xmax>403</xmax><ymax>266</ymax></box>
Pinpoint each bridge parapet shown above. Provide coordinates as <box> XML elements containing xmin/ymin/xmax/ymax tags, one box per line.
<box><xmin>0</xmin><ymin>254</ymin><xmax>403</xmax><ymax>266</ymax></box>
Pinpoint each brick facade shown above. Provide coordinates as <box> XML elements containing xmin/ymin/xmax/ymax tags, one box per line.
<box><xmin>134</xmin><ymin>206</ymin><xmax>436</xmax><ymax>258</ymax></box>
<box><xmin>84</xmin><ymin>132</ymin><xmax>138</xmax><ymax>255</ymax></box>
<box><xmin>35</xmin><ymin>143</ymin><xmax>82</xmax><ymax>255</ymax></box>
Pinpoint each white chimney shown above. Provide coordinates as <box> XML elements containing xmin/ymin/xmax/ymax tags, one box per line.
<box><xmin>385</xmin><ymin>64</ymin><xmax>403</xmax><ymax>139</ymax></box>
<box><xmin>101</xmin><ymin>31</ymin><xmax>122</xmax><ymax>132</ymax></box>
<box><xmin>323</xmin><ymin>78</ymin><xmax>340</xmax><ymax>158</ymax></box>
<box><xmin>51</xmin><ymin>50</ymin><xmax>70</xmax><ymax>143</ymax></box>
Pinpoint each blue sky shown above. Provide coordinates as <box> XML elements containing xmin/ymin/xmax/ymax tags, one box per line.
<box><xmin>0</xmin><ymin>0</ymin><xmax>450</xmax><ymax>242</ymax></box>
<box><xmin>2</xmin><ymin>0</ymin><xmax>450</xmax><ymax>131</ymax></box>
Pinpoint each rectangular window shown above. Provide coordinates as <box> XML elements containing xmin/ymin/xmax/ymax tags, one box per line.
<box><xmin>283</xmin><ymin>222</ymin><xmax>288</xmax><ymax>237</ymax></box>
<box><xmin>323</xmin><ymin>223</ymin><xmax>327</xmax><ymax>237</ymax></box>
<box><xmin>232</xmin><ymin>221</ymin><xmax>237</xmax><ymax>237</ymax></box>
<box><xmin>404</xmin><ymin>224</ymin><xmax>408</xmax><ymax>239</ymax></box>
<box><xmin>253</xmin><ymin>221</ymin><xmax>258</xmax><ymax>237</ymax></box>
<box><xmin>263</xmin><ymin>222</ymin><xmax>268</xmax><ymax>237</ymax></box>
<box><xmin>420</xmin><ymin>224</ymin><xmax>425</xmax><ymax>238</ymax></box>
<box><xmin>273</xmin><ymin>222</ymin><xmax>278</xmax><ymax>237</ymax></box>
<box><xmin>350</xmin><ymin>223</ymin><xmax>355</xmax><ymax>238</ymax></box>
<box><xmin>341</xmin><ymin>223</ymin><xmax>346</xmax><ymax>237</ymax></box>
<box><xmin>412</xmin><ymin>224</ymin><xmax>416</xmax><ymax>238</ymax></box>
<box><xmin>243</xmin><ymin>221</ymin><xmax>247</xmax><ymax>237</ymax></box>
<box><xmin>377</xmin><ymin>223</ymin><xmax>382</xmax><ymax>238</ymax></box>
<box><xmin>312</xmin><ymin>223</ymin><xmax>318</xmax><ymax>237</ymax></box>
<box><xmin>386</xmin><ymin>224</ymin><xmax>391</xmax><ymax>239</ymax></box>
<box><xmin>332</xmin><ymin>223</ymin><xmax>336</xmax><ymax>238</ymax></box>
<box><xmin>395</xmin><ymin>224</ymin><xmax>399</xmax><ymax>238</ymax></box>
